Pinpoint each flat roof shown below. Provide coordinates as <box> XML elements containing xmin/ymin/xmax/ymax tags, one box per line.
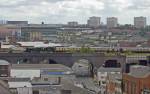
<box><xmin>11</xmin><ymin>64</ymin><xmax>71</xmax><ymax>71</ymax></box>
<box><xmin>17</xmin><ymin>42</ymin><xmax>62</xmax><ymax>47</ymax></box>
<box><xmin>98</xmin><ymin>67</ymin><xmax>121</xmax><ymax>72</ymax></box>
<box><xmin>8</xmin><ymin>82</ymin><xmax>32</xmax><ymax>88</ymax></box>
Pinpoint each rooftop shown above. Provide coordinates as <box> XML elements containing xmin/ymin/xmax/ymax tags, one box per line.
<box><xmin>17</xmin><ymin>42</ymin><xmax>62</xmax><ymax>47</ymax></box>
<box><xmin>128</xmin><ymin>65</ymin><xmax>150</xmax><ymax>78</ymax></box>
<box><xmin>97</xmin><ymin>67</ymin><xmax>122</xmax><ymax>72</ymax></box>
<box><xmin>0</xmin><ymin>60</ymin><xmax>10</xmax><ymax>65</ymax></box>
<box><xmin>61</xmin><ymin>78</ymin><xmax>94</xmax><ymax>94</ymax></box>
<box><xmin>11</xmin><ymin>64</ymin><xmax>72</xmax><ymax>71</ymax></box>
<box><xmin>8</xmin><ymin>78</ymin><xmax>31</xmax><ymax>82</ymax></box>
<box><xmin>8</xmin><ymin>82</ymin><xmax>32</xmax><ymax>88</ymax></box>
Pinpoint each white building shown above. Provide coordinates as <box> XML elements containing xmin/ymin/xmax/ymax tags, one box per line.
<box><xmin>107</xmin><ymin>17</ymin><xmax>118</xmax><ymax>28</ymax></box>
<box><xmin>97</xmin><ymin>67</ymin><xmax>121</xmax><ymax>94</ymax></box>
<box><xmin>8</xmin><ymin>78</ymin><xmax>32</xmax><ymax>94</ymax></box>
<box><xmin>87</xmin><ymin>16</ymin><xmax>101</xmax><ymax>28</ymax></box>
<box><xmin>134</xmin><ymin>16</ymin><xmax>147</xmax><ymax>28</ymax></box>
<box><xmin>11</xmin><ymin>69</ymin><xmax>40</xmax><ymax>80</ymax></box>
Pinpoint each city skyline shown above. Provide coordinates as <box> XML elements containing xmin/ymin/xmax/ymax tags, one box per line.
<box><xmin>0</xmin><ymin>0</ymin><xmax>150</xmax><ymax>24</ymax></box>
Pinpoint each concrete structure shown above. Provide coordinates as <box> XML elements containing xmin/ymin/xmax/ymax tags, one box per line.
<box><xmin>11</xmin><ymin>64</ymin><xmax>73</xmax><ymax>80</ymax></box>
<box><xmin>74</xmin><ymin>77</ymin><xmax>100</xmax><ymax>93</ymax></box>
<box><xmin>125</xmin><ymin>55</ymin><xmax>148</xmax><ymax>73</ymax></box>
<box><xmin>8</xmin><ymin>78</ymin><xmax>32</xmax><ymax>94</ymax></box>
<box><xmin>0</xmin><ymin>60</ymin><xmax>10</xmax><ymax>77</ymax></box>
<box><xmin>72</xmin><ymin>59</ymin><xmax>92</xmax><ymax>77</ymax></box>
<box><xmin>60</xmin><ymin>78</ymin><xmax>93</xmax><ymax>94</ymax></box>
<box><xmin>107</xmin><ymin>17</ymin><xmax>118</xmax><ymax>28</ymax></box>
<box><xmin>97</xmin><ymin>67</ymin><xmax>122</xmax><ymax>94</ymax></box>
<box><xmin>68</xmin><ymin>22</ymin><xmax>78</xmax><ymax>27</ymax></box>
<box><xmin>0</xmin><ymin>53</ymin><xmax>126</xmax><ymax>68</ymax></box>
<box><xmin>0</xmin><ymin>79</ymin><xmax>11</xmax><ymax>94</ymax></box>
<box><xmin>87</xmin><ymin>16</ymin><xmax>101</xmax><ymax>28</ymax></box>
<box><xmin>32</xmin><ymin>85</ymin><xmax>61</xmax><ymax>94</ymax></box>
<box><xmin>123</xmin><ymin>65</ymin><xmax>150</xmax><ymax>94</ymax></box>
<box><xmin>134</xmin><ymin>16</ymin><xmax>147</xmax><ymax>28</ymax></box>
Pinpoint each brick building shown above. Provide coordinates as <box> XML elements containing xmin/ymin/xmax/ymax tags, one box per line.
<box><xmin>123</xmin><ymin>65</ymin><xmax>150</xmax><ymax>94</ymax></box>
<box><xmin>106</xmin><ymin>74</ymin><xmax>122</xmax><ymax>94</ymax></box>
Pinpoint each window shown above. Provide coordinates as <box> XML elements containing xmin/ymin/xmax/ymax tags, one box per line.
<box><xmin>102</xmin><ymin>81</ymin><xmax>106</xmax><ymax>84</ymax></box>
<box><xmin>131</xmin><ymin>82</ymin><xmax>136</xmax><ymax>94</ymax></box>
<box><xmin>33</xmin><ymin>90</ymin><xmax>39</xmax><ymax>94</ymax></box>
<box><xmin>61</xmin><ymin>90</ymin><xmax>72</xmax><ymax>94</ymax></box>
<box><xmin>44</xmin><ymin>78</ymin><xmax>48</xmax><ymax>81</ymax></box>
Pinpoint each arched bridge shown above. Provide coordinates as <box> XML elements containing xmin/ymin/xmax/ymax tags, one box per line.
<box><xmin>0</xmin><ymin>53</ymin><xmax>126</xmax><ymax>68</ymax></box>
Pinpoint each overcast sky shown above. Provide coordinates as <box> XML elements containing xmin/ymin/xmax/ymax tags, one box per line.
<box><xmin>0</xmin><ymin>0</ymin><xmax>150</xmax><ymax>24</ymax></box>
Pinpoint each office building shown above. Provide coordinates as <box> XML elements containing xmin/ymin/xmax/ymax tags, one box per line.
<box><xmin>87</xmin><ymin>16</ymin><xmax>101</xmax><ymax>28</ymax></box>
<box><xmin>134</xmin><ymin>16</ymin><xmax>147</xmax><ymax>28</ymax></box>
<box><xmin>107</xmin><ymin>17</ymin><xmax>118</xmax><ymax>28</ymax></box>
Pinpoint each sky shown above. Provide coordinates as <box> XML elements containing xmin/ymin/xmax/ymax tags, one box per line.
<box><xmin>0</xmin><ymin>0</ymin><xmax>150</xmax><ymax>24</ymax></box>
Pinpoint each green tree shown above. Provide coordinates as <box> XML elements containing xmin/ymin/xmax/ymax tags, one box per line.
<box><xmin>80</xmin><ymin>46</ymin><xmax>94</xmax><ymax>53</ymax></box>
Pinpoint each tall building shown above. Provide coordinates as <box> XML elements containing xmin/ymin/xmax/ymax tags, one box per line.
<box><xmin>87</xmin><ymin>16</ymin><xmax>101</xmax><ymax>28</ymax></box>
<box><xmin>134</xmin><ymin>16</ymin><xmax>147</xmax><ymax>28</ymax></box>
<box><xmin>107</xmin><ymin>17</ymin><xmax>118</xmax><ymax>28</ymax></box>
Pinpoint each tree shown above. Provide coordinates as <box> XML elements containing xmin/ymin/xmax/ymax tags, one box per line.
<box><xmin>80</xmin><ymin>46</ymin><xmax>94</xmax><ymax>53</ymax></box>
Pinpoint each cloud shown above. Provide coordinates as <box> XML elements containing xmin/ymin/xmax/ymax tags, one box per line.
<box><xmin>0</xmin><ymin>0</ymin><xmax>149</xmax><ymax>24</ymax></box>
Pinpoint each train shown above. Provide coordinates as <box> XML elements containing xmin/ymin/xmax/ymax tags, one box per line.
<box><xmin>24</xmin><ymin>46</ymin><xmax>150</xmax><ymax>53</ymax></box>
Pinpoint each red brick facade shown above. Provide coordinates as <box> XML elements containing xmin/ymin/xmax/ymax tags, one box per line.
<box><xmin>123</xmin><ymin>73</ymin><xmax>150</xmax><ymax>94</ymax></box>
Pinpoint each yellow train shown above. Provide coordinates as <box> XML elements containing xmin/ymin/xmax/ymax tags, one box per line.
<box><xmin>24</xmin><ymin>46</ymin><xmax>150</xmax><ymax>53</ymax></box>
<box><xmin>55</xmin><ymin>47</ymin><xmax>150</xmax><ymax>53</ymax></box>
